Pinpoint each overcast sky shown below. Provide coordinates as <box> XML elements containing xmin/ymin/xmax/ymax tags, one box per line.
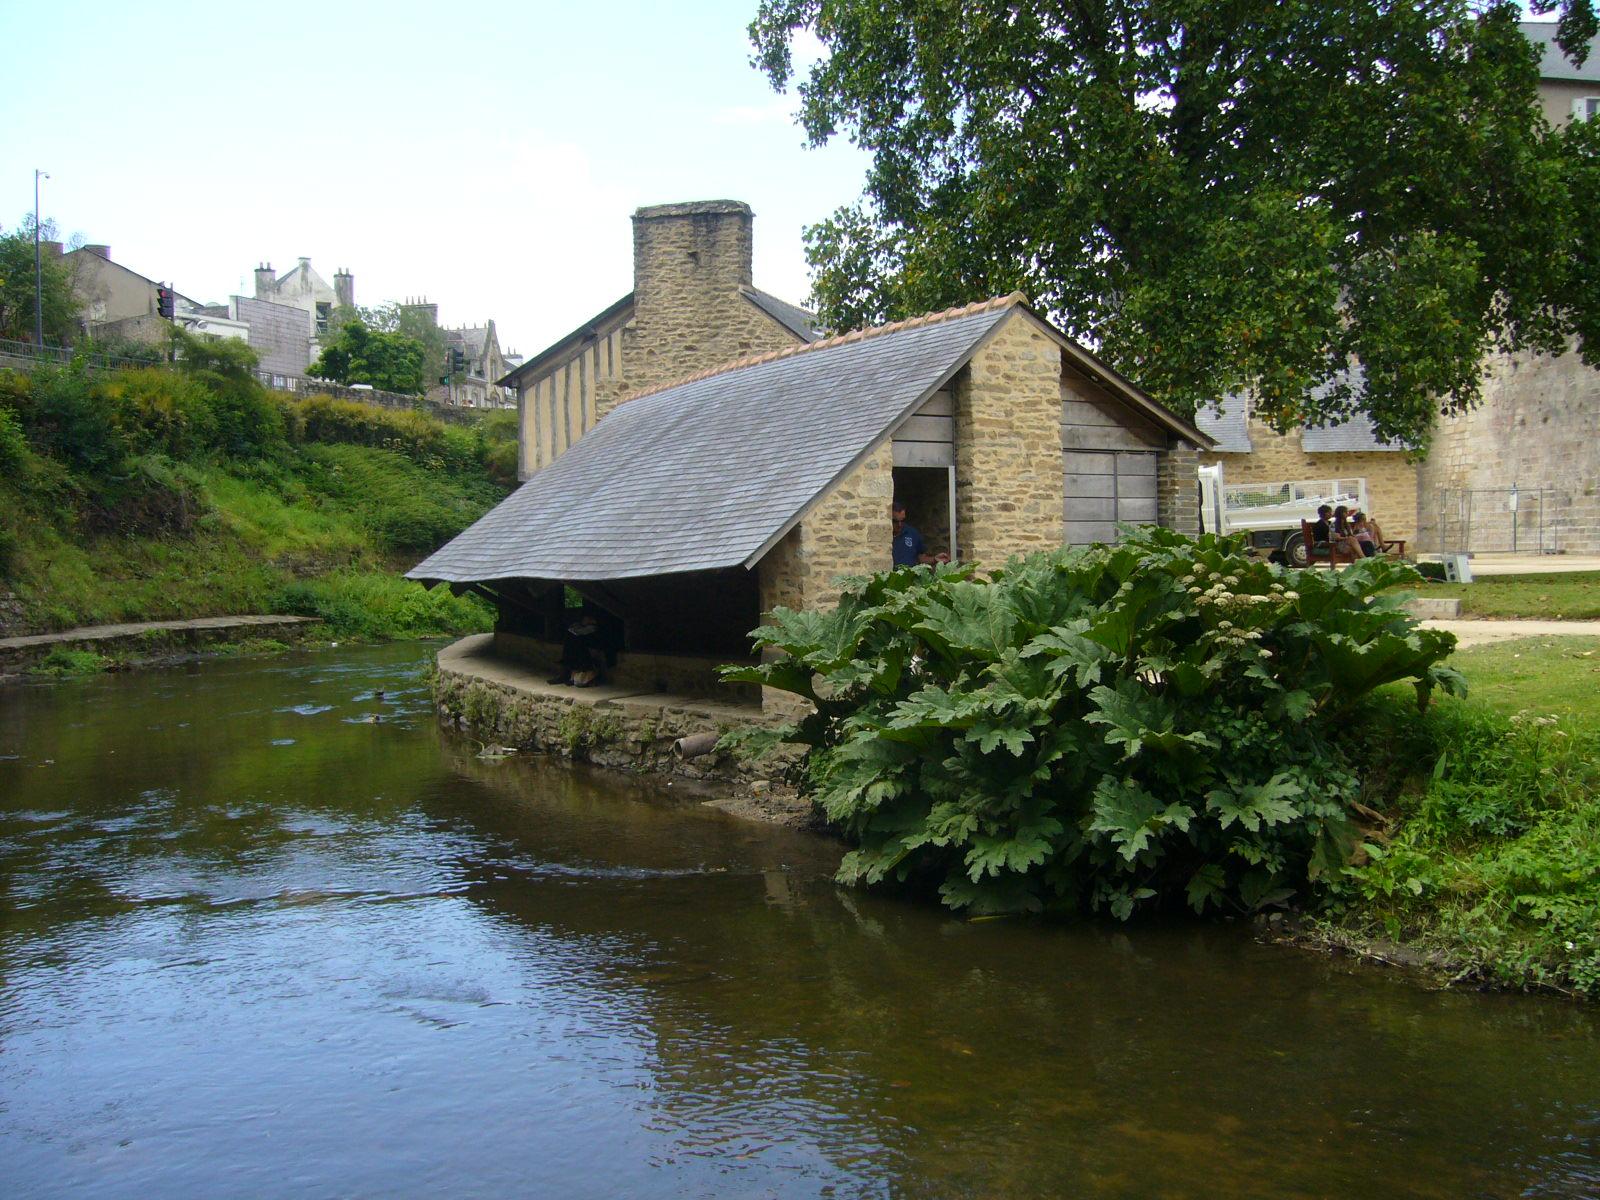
<box><xmin>0</xmin><ymin>0</ymin><xmax>871</xmax><ymax>356</ymax></box>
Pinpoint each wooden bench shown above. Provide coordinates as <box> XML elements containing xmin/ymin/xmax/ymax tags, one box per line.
<box><xmin>1302</xmin><ymin>519</ymin><xmax>1358</xmax><ymax>567</ymax></box>
<box><xmin>1381</xmin><ymin>539</ymin><xmax>1407</xmax><ymax>558</ymax></box>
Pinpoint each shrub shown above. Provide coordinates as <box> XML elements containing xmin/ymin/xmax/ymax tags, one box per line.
<box><xmin>1339</xmin><ymin>702</ymin><xmax>1600</xmax><ymax>996</ymax></box>
<box><xmin>96</xmin><ymin>368</ymin><xmax>218</xmax><ymax>460</ymax></box>
<box><xmin>0</xmin><ymin>522</ymin><xmax>17</xmax><ymax>578</ymax></box>
<box><xmin>30</xmin><ymin>647</ymin><xmax>113</xmax><ymax>676</ymax></box>
<box><xmin>270</xmin><ymin>571</ymin><xmax>492</xmax><ymax>639</ymax></box>
<box><xmin>727</xmin><ymin>527</ymin><xmax>1463</xmax><ymax>918</ymax></box>
<box><xmin>22</xmin><ymin>365</ymin><xmax>131</xmax><ymax>473</ymax></box>
<box><xmin>0</xmin><ymin>404</ymin><xmax>27</xmax><ymax>476</ymax></box>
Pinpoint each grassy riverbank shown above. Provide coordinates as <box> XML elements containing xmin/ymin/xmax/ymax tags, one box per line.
<box><xmin>1327</xmin><ymin>637</ymin><xmax>1600</xmax><ymax>997</ymax></box>
<box><xmin>0</xmin><ymin>353</ymin><xmax>509</xmax><ymax>642</ymax></box>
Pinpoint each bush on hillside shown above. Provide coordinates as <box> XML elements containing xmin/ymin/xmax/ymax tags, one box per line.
<box><xmin>726</xmin><ymin>527</ymin><xmax>1463</xmax><ymax>918</ymax></box>
<box><xmin>0</xmin><ymin>403</ymin><xmax>27</xmax><ymax>476</ymax></box>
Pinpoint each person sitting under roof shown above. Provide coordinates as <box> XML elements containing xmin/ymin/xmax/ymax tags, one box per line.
<box><xmin>891</xmin><ymin>501</ymin><xmax>950</xmax><ymax>568</ymax></box>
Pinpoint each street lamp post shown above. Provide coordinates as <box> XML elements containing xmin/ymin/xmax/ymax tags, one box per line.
<box><xmin>33</xmin><ymin>169</ymin><xmax>49</xmax><ymax>347</ymax></box>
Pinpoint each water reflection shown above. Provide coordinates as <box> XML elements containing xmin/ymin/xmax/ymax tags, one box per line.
<box><xmin>1</xmin><ymin>643</ymin><xmax>1596</xmax><ymax>1198</ymax></box>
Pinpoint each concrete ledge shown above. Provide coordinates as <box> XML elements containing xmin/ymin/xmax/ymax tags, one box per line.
<box><xmin>0</xmin><ymin>614</ymin><xmax>319</xmax><ymax>670</ymax></box>
<box><xmin>434</xmin><ymin>635</ymin><xmax>797</xmax><ymax>792</ymax></box>
<box><xmin>1402</xmin><ymin>597</ymin><xmax>1462</xmax><ymax>619</ymax></box>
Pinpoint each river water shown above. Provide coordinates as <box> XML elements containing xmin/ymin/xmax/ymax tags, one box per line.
<box><xmin>1</xmin><ymin>642</ymin><xmax>1596</xmax><ymax>1199</ymax></box>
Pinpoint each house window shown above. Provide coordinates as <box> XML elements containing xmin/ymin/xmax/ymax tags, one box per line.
<box><xmin>1575</xmin><ymin>96</ymin><xmax>1600</xmax><ymax>122</ymax></box>
<box><xmin>315</xmin><ymin>302</ymin><xmax>331</xmax><ymax>334</ymax></box>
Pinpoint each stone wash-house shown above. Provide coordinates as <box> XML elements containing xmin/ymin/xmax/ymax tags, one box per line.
<box><xmin>412</xmin><ymin>278</ymin><xmax>1211</xmax><ymax>717</ymax></box>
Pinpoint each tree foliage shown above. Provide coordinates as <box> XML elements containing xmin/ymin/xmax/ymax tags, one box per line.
<box><xmin>750</xmin><ymin>0</ymin><xmax>1600</xmax><ymax>447</ymax></box>
<box><xmin>330</xmin><ymin>302</ymin><xmax>448</xmax><ymax>387</ymax></box>
<box><xmin>725</xmin><ymin>528</ymin><xmax>1463</xmax><ymax>918</ymax></box>
<box><xmin>0</xmin><ymin>218</ymin><xmax>80</xmax><ymax>344</ymax></box>
<box><xmin>310</xmin><ymin>319</ymin><xmax>427</xmax><ymax>394</ymax></box>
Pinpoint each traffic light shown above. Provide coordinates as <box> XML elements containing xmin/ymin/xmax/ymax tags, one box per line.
<box><xmin>155</xmin><ymin>285</ymin><xmax>175</xmax><ymax>319</ymax></box>
<box><xmin>450</xmin><ymin>347</ymin><xmax>466</xmax><ymax>374</ymax></box>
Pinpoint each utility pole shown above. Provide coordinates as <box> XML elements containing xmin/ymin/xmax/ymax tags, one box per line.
<box><xmin>33</xmin><ymin>168</ymin><xmax>49</xmax><ymax>347</ymax></box>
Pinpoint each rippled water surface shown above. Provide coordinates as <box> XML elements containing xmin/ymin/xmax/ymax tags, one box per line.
<box><xmin>2</xmin><ymin>643</ymin><xmax>1597</xmax><ymax>1198</ymax></box>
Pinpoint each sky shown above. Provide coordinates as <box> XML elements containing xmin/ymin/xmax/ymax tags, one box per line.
<box><xmin>0</xmin><ymin>0</ymin><xmax>873</xmax><ymax>357</ymax></box>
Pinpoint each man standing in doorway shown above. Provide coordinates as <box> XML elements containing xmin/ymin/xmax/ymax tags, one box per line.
<box><xmin>891</xmin><ymin>501</ymin><xmax>949</xmax><ymax>567</ymax></box>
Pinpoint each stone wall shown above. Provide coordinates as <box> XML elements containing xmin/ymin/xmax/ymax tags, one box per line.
<box><xmin>757</xmin><ymin>440</ymin><xmax>895</xmax><ymax>620</ymax></box>
<box><xmin>1415</xmin><ymin>347</ymin><xmax>1600</xmax><ymax>554</ymax></box>
<box><xmin>1157</xmin><ymin>444</ymin><xmax>1201</xmax><ymax>535</ymax></box>
<box><xmin>433</xmin><ymin>635</ymin><xmax>798</xmax><ymax>790</ymax></box>
<box><xmin>1198</xmin><ymin>416</ymin><xmax>1420</xmax><ymax>544</ymax></box>
<box><xmin>954</xmin><ymin>313</ymin><xmax>1065</xmax><ymax>567</ymax></box>
<box><xmin>619</xmin><ymin>201</ymin><xmax>803</xmax><ymax>402</ymax></box>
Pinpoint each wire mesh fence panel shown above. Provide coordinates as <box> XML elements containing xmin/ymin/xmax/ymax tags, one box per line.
<box><xmin>1435</xmin><ymin>488</ymin><xmax>1553</xmax><ymax>554</ymax></box>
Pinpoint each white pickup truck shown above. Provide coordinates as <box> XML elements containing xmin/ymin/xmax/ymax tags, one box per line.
<box><xmin>1198</xmin><ymin>464</ymin><xmax>1368</xmax><ymax>567</ymax></box>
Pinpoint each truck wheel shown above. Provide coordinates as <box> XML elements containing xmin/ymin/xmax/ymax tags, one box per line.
<box><xmin>1283</xmin><ymin>532</ymin><xmax>1309</xmax><ymax>568</ymax></box>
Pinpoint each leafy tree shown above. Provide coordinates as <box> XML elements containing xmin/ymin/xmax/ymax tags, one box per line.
<box><xmin>329</xmin><ymin>302</ymin><xmax>447</xmax><ymax>387</ymax></box>
<box><xmin>751</xmin><ymin>0</ymin><xmax>1600</xmax><ymax>447</ymax></box>
<box><xmin>0</xmin><ymin>217</ymin><xmax>80</xmax><ymax>344</ymax></box>
<box><xmin>309</xmin><ymin>319</ymin><xmax>427</xmax><ymax>394</ymax></box>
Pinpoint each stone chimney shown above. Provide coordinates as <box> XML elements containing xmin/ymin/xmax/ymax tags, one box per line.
<box><xmin>334</xmin><ymin>268</ymin><xmax>354</xmax><ymax>309</ymax></box>
<box><xmin>401</xmin><ymin>297</ymin><xmax>439</xmax><ymax>327</ymax></box>
<box><xmin>82</xmin><ymin>244</ymin><xmax>111</xmax><ymax>260</ymax></box>
<box><xmin>39</xmin><ymin>240</ymin><xmax>64</xmax><ymax>259</ymax></box>
<box><xmin>622</xmin><ymin>200</ymin><xmax>759</xmax><ymax>400</ymax></box>
<box><xmin>254</xmin><ymin>263</ymin><xmax>275</xmax><ymax>298</ymax></box>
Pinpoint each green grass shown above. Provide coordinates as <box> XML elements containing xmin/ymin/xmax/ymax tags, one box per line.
<box><xmin>28</xmin><ymin>647</ymin><xmax>113</xmax><ymax>676</ymax></box>
<box><xmin>1334</xmin><ymin>639</ymin><xmax>1600</xmax><ymax>997</ymax></box>
<box><xmin>1411</xmin><ymin>571</ymin><xmax>1600</xmax><ymax>619</ymax></box>
<box><xmin>1443</xmin><ymin>636</ymin><xmax>1600</xmax><ymax>732</ymax></box>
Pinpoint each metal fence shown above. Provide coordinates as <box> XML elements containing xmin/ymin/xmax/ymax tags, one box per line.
<box><xmin>0</xmin><ymin>337</ymin><xmax>162</xmax><ymax>373</ymax></box>
<box><xmin>1434</xmin><ymin>487</ymin><xmax>1555</xmax><ymax>554</ymax></box>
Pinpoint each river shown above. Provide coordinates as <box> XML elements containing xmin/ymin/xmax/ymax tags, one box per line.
<box><xmin>1</xmin><ymin>642</ymin><xmax>1596</xmax><ymax>1198</ymax></box>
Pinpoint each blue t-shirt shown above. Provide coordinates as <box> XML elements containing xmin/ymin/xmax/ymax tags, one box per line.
<box><xmin>893</xmin><ymin>523</ymin><xmax>925</xmax><ymax>567</ymax></box>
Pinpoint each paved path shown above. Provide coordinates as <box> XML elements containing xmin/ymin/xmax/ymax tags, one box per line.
<box><xmin>0</xmin><ymin>614</ymin><xmax>316</xmax><ymax>653</ymax></box>
<box><xmin>1430</xmin><ymin>554</ymin><xmax>1600</xmax><ymax>577</ymax></box>
<box><xmin>1422</xmin><ymin>619</ymin><xmax>1600</xmax><ymax>648</ymax></box>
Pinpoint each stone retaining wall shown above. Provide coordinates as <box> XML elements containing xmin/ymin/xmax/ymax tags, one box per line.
<box><xmin>433</xmin><ymin>635</ymin><xmax>798</xmax><ymax>788</ymax></box>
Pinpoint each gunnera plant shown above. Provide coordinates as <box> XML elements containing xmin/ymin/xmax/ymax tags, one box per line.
<box><xmin>724</xmin><ymin>527</ymin><xmax>1462</xmax><ymax>918</ymax></box>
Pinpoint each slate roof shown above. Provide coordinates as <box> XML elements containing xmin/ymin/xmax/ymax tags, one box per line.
<box><xmin>1194</xmin><ymin>393</ymin><xmax>1253</xmax><ymax>452</ymax></box>
<box><xmin>448</xmin><ymin>326</ymin><xmax>489</xmax><ymax>357</ymax></box>
<box><xmin>1299</xmin><ymin>369</ymin><xmax>1405</xmax><ymax>452</ymax></box>
<box><xmin>410</xmin><ymin>298</ymin><xmax>1022</xmax><ymax>584</ymax></box>
<box><xmin>1522</xmin><ymin>21</ymin><xmax>1600</xmax><ymax>83</ymax></box>
<box><xmin>741</xmin><ymin>287</ymin><xmax>821</xmax><ymax>342</ymax></box>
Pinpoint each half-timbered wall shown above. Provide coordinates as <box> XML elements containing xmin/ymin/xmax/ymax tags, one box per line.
<box><xmin>517</xmin><ymin>322</ymin><xmax>628</xmax><ymax>478</ymax></box>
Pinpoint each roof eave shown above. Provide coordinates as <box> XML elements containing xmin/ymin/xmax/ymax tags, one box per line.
<box><xmin>500</xmin><ymin>293</ymin><xmax>635</xmax><ymax>387</ymax></box>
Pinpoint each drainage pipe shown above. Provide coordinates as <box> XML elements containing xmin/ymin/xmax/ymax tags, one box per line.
<box><xmin>673</xmin><ymin>732</ymin><xmax>719</xmax><ymax>760</ymax></box>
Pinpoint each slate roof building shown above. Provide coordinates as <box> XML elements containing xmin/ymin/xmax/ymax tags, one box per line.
<box><xmin>414</xmin><ymin>288</ymin><xmax>1210</xmax><ymax>712</ymax></box>
<box><xmin>434</xmin><ymin>320</ymin><xmax>511</xmax><ymax>409</ymax></box>
<box><xmin>1195</xmin><ymin>383</ymin><xmax>1417</xmax><ymax>546</ymax></box>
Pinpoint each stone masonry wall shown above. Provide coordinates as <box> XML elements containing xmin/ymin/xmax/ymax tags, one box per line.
<box><xmin>954</xmin><ymin>313</ymin><xmax>1065</xmax><ymax>568</ymax></box>
<box><xmin>616</xmin><ymin>202</ymin><xmax>803</xmax><ymax>406</ymax></box>
<box><xmin>756</xmin><ymin>440</ymin><xmax>894</xmax><ymax>716</ymax></box>
<box><xmin>1415</xmin><ymin>348</ymin><xmax>1600</xmax><ymax>554</ymax></box>
<box><xmin>1198</xmin><ymin>416</ymin><xmax>1420</xmax><ymax>545</ymax></box>
<box><xmin>1157</xmin><ymin>444</ymin><xmax>1201</xmax><ymax>536</ymax></box>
